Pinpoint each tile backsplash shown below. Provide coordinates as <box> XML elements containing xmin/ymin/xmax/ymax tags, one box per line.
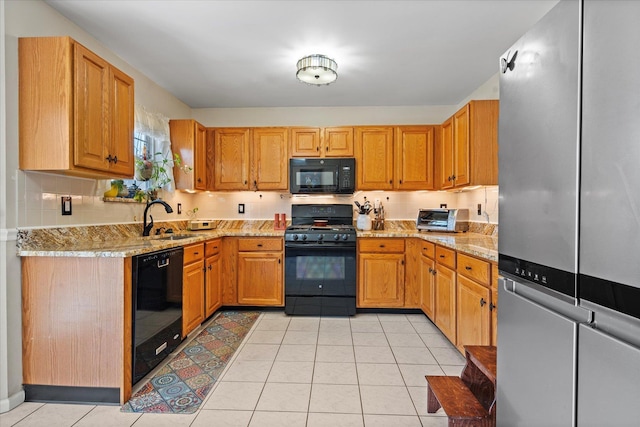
<box><xmin>16</xmin><ymin>171</ymin><xmax>498</xmax><ymax>229</ymax></box>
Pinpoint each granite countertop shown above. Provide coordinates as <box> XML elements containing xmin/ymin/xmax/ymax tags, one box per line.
<box><xmin>17</xmin><ymin>220</ymin><xmax>498</xmax><ymax>262</ymax></box>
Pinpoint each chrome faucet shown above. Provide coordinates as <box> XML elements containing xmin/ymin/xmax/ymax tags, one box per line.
<box><xmin>143</xmin><ymin>200</ymin><xmax>173</xmax><ymax>236</ymax></box>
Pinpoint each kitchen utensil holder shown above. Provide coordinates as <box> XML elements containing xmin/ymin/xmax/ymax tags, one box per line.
<box><xmin>356</xmin><ymin>214</ymin><xmax>372</xmax><ymax>231</ymax></box>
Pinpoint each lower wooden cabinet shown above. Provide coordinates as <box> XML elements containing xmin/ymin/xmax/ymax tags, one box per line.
<box><xmin>490</xmin><ymin>287</ymin><xmax>498</xmax><ymax>346</ymax></box>
<box><xmin>204</xmin><ymin>239</ymin><xmax>222</xmax><ymax>318</ymax></box>
<box><xmin>420</xmin><ymin>252</ymin><xmax>436</xmax><ymax>320</ymax></box>
<box><xmin>183</xmin><ymin>243</ymin><xmax>205</xmax><ymax>337</ymax></box>
<box><xmin>21</xmin><ymin>256</ymin><xmax>132</xmax><ymax>403</ymax></box>
<box><xmin>237</xmin><ymin>238</ymin><xmax>284</xmax><ymax>306</ymax></box>
<box><xmin>403</xmin><ymin>239</ymin><xmax>421</xmax><ymax>308</ymax></box>
<box><xmin>455</xmin><ymin>252</ymin><xmax>494</xmax><ymax>351</ymax></box>
<box><xmin>357</xmin><ymin>239</ymin><xmax>405</xmax><ymax>308</ymax></box>
<box><xmin>434</xmin><ymin>262</ymin><xmax>457</xmax><ymax>344</ymax></box>
<box><xmin>456</xmin><ymin>274</ymin><xmax>491</xmax><ymax>352</ymax></box>
<box><xmin>490</xmin><ymin>263</ymin><xmax>499</xmax><ymax>346</ymax></box>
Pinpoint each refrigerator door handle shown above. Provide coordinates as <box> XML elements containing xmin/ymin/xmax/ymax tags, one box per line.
<box><xmin>500</xmin><ymin>276</ymin><xmax>515</xmax><ymax>293</ymax></box>
<box><xmin>501</xmin><ymin>277</ymin><xmax>592</xmax><ymax>323</ymax></box>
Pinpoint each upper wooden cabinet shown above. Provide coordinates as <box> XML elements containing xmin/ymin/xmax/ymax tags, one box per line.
<box><xmin>356</xmin><ymin>126</ymin><xmax>435</xmax><ymax>191</ymax></box>
<box><xmin>252</xmin><ymin>128</ymin><xmax>288</xmax><ymax>190</ymax></box>
<box><xmin>170</xmin><ymin>119</ymin><xmax>208</xmax><ymax>191</ymax></box>
<box><xmin>438</xmin><ymin>100</ymin><xmax>499</xmax><ymax>190</ymax></box>
<box><xmin>355</xmin><ymin>126</ymin><xmax>395</xmax><ymax>190</ymax></box>
<box><xmin>290</xmin><ymin>127</ymin><xmax>354</xmax><ymax>157</ymax></box>
<box><xmin>212</xmin><ymin>128</ymin><xmax>251</xmax><ymax>190</ymax></box>
<box><xmin>211</xmin><ymin>127</ymin><xmax>288</xmax><ymax>190</ymax></box>
<box><xmin>19</xmin><ymin>36</ymin><xmax>134</xmax><ymax>179</ymax></box>
<box><xmin>395</xmin><ymin>126</ymin><xmax>436</xmax><ymax>190</ymax></box>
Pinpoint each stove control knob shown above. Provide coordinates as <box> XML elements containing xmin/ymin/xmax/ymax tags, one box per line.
<box><xmin>302</xmin><ymin>235</ymin><xmax>307</xmax><ymax>241</ymax></box>
<box><xmin>341</xmin><ymin>234</ymin><xmax>349</xmax><ymax>241</ymax></box>
<box><xmin>293</xmin><ymin>234</ymin><xmax>299</xmax><ymax>241</ymax></box>
<box><xmin>318</xmin><ymin>234</ymin><xmax>324</xmax><ymax>241</ymax></box>
<box><xmin>333</xmin><ymin>234</ymin><xmax>340</xmax><ymax>241</ymax></box>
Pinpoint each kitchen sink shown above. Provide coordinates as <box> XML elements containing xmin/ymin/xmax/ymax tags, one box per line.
<box><xmin>154</xmin><ymin>234</ymin><xmax>199</xmax><ymax>241</ymax></box>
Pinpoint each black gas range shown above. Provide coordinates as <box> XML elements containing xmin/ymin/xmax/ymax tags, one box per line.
<box><xmin>284</xmin><ymin>204</ymin><xmax>357</xmax><ymax>316</ymax></box>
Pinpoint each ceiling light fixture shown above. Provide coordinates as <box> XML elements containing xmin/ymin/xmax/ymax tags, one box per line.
<box><xmin>296</xmin><ymin>54</ymin><xmax>338</xmax><ymax>85</ymax></box>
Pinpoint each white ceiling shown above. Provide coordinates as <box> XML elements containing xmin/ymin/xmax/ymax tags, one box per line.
<box><xmin>45</xmin><ymin>0</ymin><xmax>558</xmax><ymax>109</ymax></box>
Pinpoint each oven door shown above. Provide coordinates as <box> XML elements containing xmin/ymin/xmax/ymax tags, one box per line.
<box><xmin>285</xmin><ymin>243</ymin><xmax>356</xmax><ymax>315</ymax></box>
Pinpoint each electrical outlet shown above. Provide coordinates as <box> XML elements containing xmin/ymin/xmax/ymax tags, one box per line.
<box><xmin>61</xmin><ymin>196</ymin><xmax>72</xmax><ymax>215</ymax></box>
<box><xmin>440</xmin><ymin>203</ymin><xmax>447</xmax><ymax>209</ymax></box>
<box><xmin>177</xmin><ymin>203</ymin><xmax>182</xmax><ymax>214</ymax></box>
<box><xmin>477</xmin><ymin>203</ymin><xmax>482</xmax><ymax>215</ymax></box>
<box><xmin>238</xmin><ymin>203</ymin><xmax>245</xmax><ymax>214</ymax></box>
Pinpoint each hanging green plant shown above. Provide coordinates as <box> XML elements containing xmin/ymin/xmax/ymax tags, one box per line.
<box><xmin>132</xmin><ymin>152</ymin><xmax>190</xmax><ymax>203</ymax></box>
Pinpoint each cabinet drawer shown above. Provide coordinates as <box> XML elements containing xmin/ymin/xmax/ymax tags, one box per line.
<box><xmin>238</xmin><ymin>238</ymin><xmax>283</xmax><ymax>252</ymax></box>
<box><xmin>420</xmin><ymin>241</ymin><xmax>436</xmax><ymax>259</ymax></box>
<box><xmin>457</xmin><ymin>253</ymin><xmax>490</xmax><ymax>286</ymax></box>
<box><xmin>205</xmin><ymin>239</ymin><xmax>221</xmax><ymax>257</ymax></box>
<box><xmin>435</xmin><ymin>245</ymin><xmax>456</xmax><ymax>269</ymax></box>
<box><xmin>359</xmin><ymin>238</ymin><xmax>405</xmax><ymax>253</ymax></box>
<box><xmin>183</xmin><ymin>243</ymin><xmax>205</xmax><ymax>264</ymax></box>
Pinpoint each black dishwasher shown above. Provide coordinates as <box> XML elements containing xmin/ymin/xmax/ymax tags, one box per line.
<box><xmin>132</xmin><ymin>247</ymin><xmax>184</xmax><ymax>385</ymax></box>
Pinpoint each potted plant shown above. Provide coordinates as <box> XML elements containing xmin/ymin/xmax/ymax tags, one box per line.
<box><xmin>133</xmin><ymin>152</ymin><xmax>189</xmax><ymax>202</ymax></box>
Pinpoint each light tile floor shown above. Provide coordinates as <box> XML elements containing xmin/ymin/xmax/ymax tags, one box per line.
<box><xmin>0</xmin><ymin>312</ymin><xmax>466</xmax><ymax>427</ymax></box>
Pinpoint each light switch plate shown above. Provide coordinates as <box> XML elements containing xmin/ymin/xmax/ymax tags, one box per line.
<box><xmin>61</xmin><ymin>196</ymin><xmax>72</xmax><ymax>215</ymax></box>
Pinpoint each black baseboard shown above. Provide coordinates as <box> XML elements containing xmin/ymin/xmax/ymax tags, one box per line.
<box><xmin>356</xmin><ymin>308</ymin><xmax>424</xmax><ymax>315</ymax></box>
<box><xmin>24</xmin><ymin>384</ymin><xmax>120</xmax><ymax>405</ymax></box>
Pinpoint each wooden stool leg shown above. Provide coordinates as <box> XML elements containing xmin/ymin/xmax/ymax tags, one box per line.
<box><xmin>427</xmin><ymin>384</ymin><xmax>442</xmax><ymax>413</ymax></box>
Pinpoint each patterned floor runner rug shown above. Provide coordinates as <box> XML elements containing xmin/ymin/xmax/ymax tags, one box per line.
<box><xmin>121</xmin><ymin>310</ymin><xmax>261</xmax><ymax>414</ymax></box>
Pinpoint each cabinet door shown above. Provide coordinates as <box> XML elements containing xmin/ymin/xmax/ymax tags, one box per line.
<box><xmin>290</xmin><ymin>128</ymin><xmax>321</xmax><ymax>157</ymax></box>
<box><xmin>194</xmin><ymin>123</ymin><xmax>207</xmax><ymax>190</ymax></box>
<box><xmin>170</xmin><ymin>119</ymin><xmax>207</xmax><ymax>190</ymax></box>
<box><xmin>355</xmin><ymin>127</ymin><xmax>394</xmax><ymax>190</ymax></box>
<box><xmin>453</xmin><ymin>105</ymin><xmax>471</xmax><ymax>187</ymax></box>
<box><xmin>395</xmin><ymin>126</ymin><xmax>435</xmax><ymax>190</ymax></box>
<box><xmin>491</xmin><ymin>263</ymin><xmax>498</xmax><ymax>346</ymax></box>
<box><xmin>357</xmin><ymin>253</ymin><xmax>405</xmax><ymax>307</ymax></box>
<box><xmin>468</xmin><ymin>100</ymin><xmax>499</xmax><ymax>186</ymax></box>
<box><xmin>205</xmin><ymin>253</ymin><xmax>222</xmax><ymax>318</ymax></box>
<box><xmin>434</xmin><ymin>263</ymin><xmax>456</xmax><ymax>344</ymax></box>
<box><xmin>252</xmin><ymin>128</ymin><xmax>288</xmax><ymax>190</ymax></box>
<box><xmin>323</xmin><ymin>127</ymin><xmax>354</xmax><ymax>157</ymax></box>
<box><xmin>490</xmin><ymin>287</ymin><xmax>498</xmax><ymax>346</ymax></box>
<box><xmin>420</xmin><ymin>254</ymin><xmax>436</xmax><ymax>320</ymax></box>
<box><xmin>237</xmin><ymin>252</ymin><xmax>283</xmax><ymax>306</ymax></box>
<box><xmin>74</xmin><ymin>43</ymin><xmax>110</xmax><ymax>172</ymax></box>
<box><xmin>403</xmin><ymin>238</ymin><xmax>421</xmax><ymax>308</ymax></box>
<box><xmin>456</xmin><ymin>275</ymin><xmax>490</xmax><ymax>351</ymax></box>
<box><xmin>439</xmin><ymin>118</ymin><xmax>455</xmax><ymax>189</ymax></box>
<box><xmin>108</xmin><ymin>66</ymin><xmax>134</xmax><ymax>176</ymax></box>
<box><xmin>183</xmin><ymin>261</ymin><xmax>205</xmax><ymax>337</ymax></box>
<box><xmin>214</xmin><ymin>128</ymin><xmax>250</xmax><ymax>190</ymax></box>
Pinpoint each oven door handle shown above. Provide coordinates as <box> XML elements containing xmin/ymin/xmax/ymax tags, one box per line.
<box><xmin>285</xmin><ymin>243</ymin><xmax>356</xmax><ymax>249</ymax></box>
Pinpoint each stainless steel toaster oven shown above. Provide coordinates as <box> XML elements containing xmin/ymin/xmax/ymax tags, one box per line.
<box><xmin>416</xmin><ymin>208</ymin><xmax>469</xmax><ymax>232</ymax></box>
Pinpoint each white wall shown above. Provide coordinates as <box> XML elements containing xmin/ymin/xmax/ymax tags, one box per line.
<box><xmin>0</xmin><ymin>0</ymin><xmax>193</xmax><ymax>411</ymax></box>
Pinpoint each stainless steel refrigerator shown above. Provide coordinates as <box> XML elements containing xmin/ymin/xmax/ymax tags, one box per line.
<box><xmin>497</xmin><ymin>1</ymin><xmax>640</xmax><ymax>426</ymax></box>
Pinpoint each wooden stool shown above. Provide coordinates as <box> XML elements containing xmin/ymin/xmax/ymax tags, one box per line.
<box><xmin>426</xmin><ymin>375</ymin><xmax>491</xmax><ymax>427</ymax></box>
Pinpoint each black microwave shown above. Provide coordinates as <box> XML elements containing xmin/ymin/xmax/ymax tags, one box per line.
<box><xmin>289</xmin><ymin>158</ymin><xmax>355</xmax><ymax>194</ymax></box>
